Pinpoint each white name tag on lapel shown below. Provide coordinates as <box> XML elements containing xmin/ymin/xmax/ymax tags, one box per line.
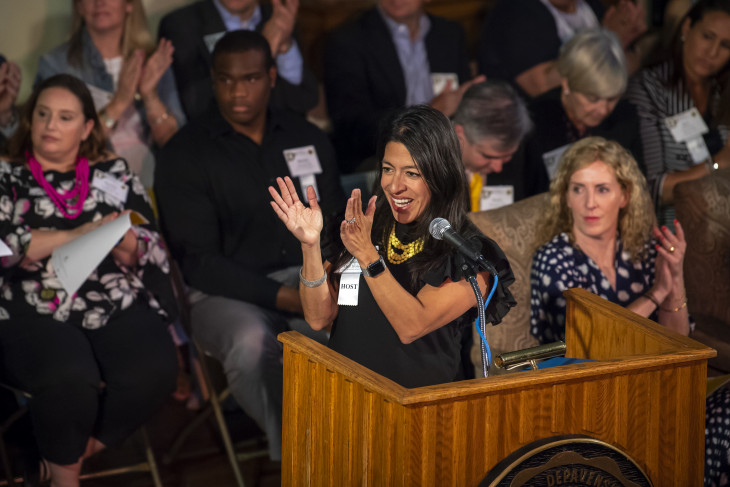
<box><xmin>203</xmin><ymin>31</ymin><xmax>226</xmax><ymax>53</ymax></box>
<box><xmin>92</xmin><ymin>169</ymin><xmax>128</xmax><ymax>203</ymax></box>
<box><xmin>542</xmin><ymin>143</ymin><xmax>571</xmax><ymax>180</ymax></box>
<box><xmin>480</xmin><ymin>185</ymin><xmax>514</xmax><ymax>211</ymax></box>
<box><xmin>284</xmin><ymin>145</ymin><xmax>323</xmax><ymax>202</ymax></box>
<box><xmin>336</xmin><ymin>258</ymin><xmax>361</xmax><ymax>307</ymax></box>
<box><xmin>665</xmin><ymin>107</ymin><xmax>709</xmax><ymax>143</ymax></box>
<box><xmin>431</xmin><ymin>73</ymin><xmax>458</xmax><ymax>96</ymax></box>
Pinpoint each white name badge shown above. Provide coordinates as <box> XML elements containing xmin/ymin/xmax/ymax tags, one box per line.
<box><xmin>431</xmin><ymin>73</ymin><xmax>459</xmax><ymax>96</ymax></box>
<box><xmin>203</xmin><ymin>31</ymin><xmax>226</xmax><ymax>53</ymax></box>
<box><xmin>0</xmin><ymin>239</ymin><xmax>12</xmax><ymax>257</ymax></box>
<box><xmin>480</xmin><ymin>185</ymin><xmax>514</xmax><ymax>211</ymax></box>
<box><xmin>686</xmin><ymin>135</ymin><xmax>711</xmax><ymax>164</ymax></box>
<box><xmin>298</xmin><ymin>173</ymin><xmax>320</xmax><ymax>202</ymax></box>
<box><xmin>665</xmin><ymin>108</ymin><xmax>709</xmax><ymax>143</ymax></box>
<box><xmin>542</xmin><ymin>143</ymin><xmax>571</xmax><ymax>181</ymax></box>
<box><xmin>91</xmin><ymin>169</ymin><xmax>128</xmax><ymax>203</ymax></box>
<box><xmin>283</xmin><ymin>145</ymin><xmax>323</xmax><ymax>177</ymax></box>
<box><xmin>336</xmin><ymin>258</ymin><xmax>361</xmax><ymax>307</ymax></box>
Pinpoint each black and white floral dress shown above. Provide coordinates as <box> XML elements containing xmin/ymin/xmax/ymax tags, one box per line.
<box><xmin>0</xmin><ymin>157</ymin><xmax>171</xmax><ymax>328</ymax></box>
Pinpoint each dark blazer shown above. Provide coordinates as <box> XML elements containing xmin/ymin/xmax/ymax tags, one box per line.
<box><xmin>158</xmin><ymin>0</ymin><xmax>318</xmax><ymax>121</ymax></box>
<box><xmin>324</xmin><ymin>8</ymin><xmax>471</xmax><ymax>173</ymax></box>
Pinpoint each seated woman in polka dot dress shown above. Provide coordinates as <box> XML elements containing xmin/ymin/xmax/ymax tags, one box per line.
<box><xmin>528</xmin><ymin>136</ymin><xmax>730</xmax><ymax>487</ymax></box>
<box><xmin>529</xmin><ymin>136</ymin><xmax>689</xmax><ymax>345</ymax></box>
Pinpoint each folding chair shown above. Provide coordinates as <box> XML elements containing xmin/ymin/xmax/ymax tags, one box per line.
<box><xmin>162</xmin><ymin>261</ymin><xmax>267</xmax><ymax>487</ymax></box>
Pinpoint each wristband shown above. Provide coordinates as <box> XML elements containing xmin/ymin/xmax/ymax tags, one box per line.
<box><xmin>299</xmin><ymin>267</ymin><xmax>326</xmax><ymax>288</ymax></box>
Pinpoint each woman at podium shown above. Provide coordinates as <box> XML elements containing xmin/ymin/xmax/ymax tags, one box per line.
<box><xmin>269</xmin><ymin>105</ymin><xmax>515</xmax><ymax>388</ymax></box>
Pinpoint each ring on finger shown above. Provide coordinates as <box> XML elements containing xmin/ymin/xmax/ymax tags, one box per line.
<box><xmin>345</xmin><ymin>217</ymin><xmax>356</xmax><ymax>224</ymax></box>
<box><xmin>669</xmin><ymin>246</ymin><xmax>675</xmax><ymax>253</ymax></box>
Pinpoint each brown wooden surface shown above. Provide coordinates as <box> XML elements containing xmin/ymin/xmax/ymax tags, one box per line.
<box><xmin>280</xmin><ymin>288</ymin><xmax>715</xmax><ymax>486</ymax></box>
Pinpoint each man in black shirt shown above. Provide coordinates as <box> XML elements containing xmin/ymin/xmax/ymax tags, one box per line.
<box><xmin>154</xmin><ymin>31</ymin><xmax>343</xmax><ymax>461</ymax></box>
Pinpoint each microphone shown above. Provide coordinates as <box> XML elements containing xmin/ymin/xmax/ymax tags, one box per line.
<box><xmin>429</xmin><ymin>217</ymin><xmax>497</xmax><ymax>275</ymax></box>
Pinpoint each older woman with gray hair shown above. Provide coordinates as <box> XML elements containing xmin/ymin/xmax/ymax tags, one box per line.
<box><xmin>517</xmin><ymin>28</ymin><xmax>643</xmax><ymax>199</ymax></box>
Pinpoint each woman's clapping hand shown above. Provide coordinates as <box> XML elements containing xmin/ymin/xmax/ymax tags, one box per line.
<box><xmin>269</xmin><ymin>176</ymin><xmax>323</xmax><ymax>247</ymax></box>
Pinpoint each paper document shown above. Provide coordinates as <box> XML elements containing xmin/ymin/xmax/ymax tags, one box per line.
<box><xmin>51</xmin><ymin>212</ymin><xmax>148</xmax><ymax>296</ymax></box>
<box><xmin>0</xmin><ymin>239</ymin><xmax>12</xmax><ymax>257</ymax></box>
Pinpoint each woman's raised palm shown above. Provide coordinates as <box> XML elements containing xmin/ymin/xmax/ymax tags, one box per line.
<box><xmin>269</xmin><ymin>176</ymin><xmax>323</xmax><ymax>246</ymax></box>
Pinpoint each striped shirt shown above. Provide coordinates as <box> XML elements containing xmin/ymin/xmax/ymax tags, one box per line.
<box><xmin>627</xmin><ymin>60</ymin><xmax>728</xmax><ymax>226</ymax></box>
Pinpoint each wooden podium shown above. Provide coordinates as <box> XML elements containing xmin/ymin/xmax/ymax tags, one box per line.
<box><xmin>279</xmin><ymin>288</ymin><xmax>715</xmax><ymax>485</ymax></box>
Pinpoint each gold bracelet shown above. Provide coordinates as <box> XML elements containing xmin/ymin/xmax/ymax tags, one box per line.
<box><xmin>660</xmin><ymin>299</ymin><xmax>688</xmax><ymax>313</ymax></box>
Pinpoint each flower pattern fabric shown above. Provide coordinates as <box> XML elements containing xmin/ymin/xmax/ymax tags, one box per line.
<box><xmin>0</xmin><ymin>157</ymin><xmax>170</xmax><ymax>329</ymax></box>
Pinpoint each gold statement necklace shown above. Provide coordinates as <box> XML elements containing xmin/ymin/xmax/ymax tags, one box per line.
<box><xmin>386</xmin><ymin>224</ymin><xmax>424</xmax><ymax>264</ymax></box>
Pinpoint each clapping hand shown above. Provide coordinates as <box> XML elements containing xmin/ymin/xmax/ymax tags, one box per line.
<box><xmin>114</xmin><ymin>49</ymin><xmax>145</xmax><ymax>110</ymax></box>
<box><xmin>340</xmin><ymin>188</ymin><xmax>377</xmax><ymax>263</ymax></box>
<box><xmin>262</xmin><ymin>0</ymin><xmax>299</xmax><ymax>56</ymax></box>
<box><xmin>430</xmin><ymin>75</ymin><xmax>486</xmax><ymax>118</ymax></box>
<box><xmin>650</xmin><ymin>220</ymin><xmax>687</xmax><ymax>303</ymax></box>
<box><xmin>139</xmin><ymin>38</ymin><xmax>174</xmax><ymax>99</ymax></box>
<box><xmin>269</xmin><ymin>176</ymin><xmax>323</xmax><ymax>247</ymax></box>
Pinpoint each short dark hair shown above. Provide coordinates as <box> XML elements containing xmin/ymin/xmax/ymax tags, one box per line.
<box><xmin>452</xmin><ymin>80</ymin><xmax>532</xmax><ymax>152</ymax></box>
<box><xmin>211</xmin><ymin>30</ymin><xmax>274</xmax><ymax>70</ymax></box>
<box><xmin>8</xmin><ymin>74</ymin><xmax>106</xmax><ymax>162</ymax></box>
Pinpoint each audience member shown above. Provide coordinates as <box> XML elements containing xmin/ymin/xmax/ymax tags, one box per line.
<box><xmin>324</xmin><ymin>0</ymin><xmax>483</xmax><ymax>173</ymax></box>
<box><xmin>158</xmin><ymin>0</ymin><xmax>318</xmax><ymax>121</ymax></box>
<box><xmin>479</xmin><ymin>0</ymin><xmax>646</xmax><ymax>98</ymax></box>
<box><xmin>516</xmin><ymin>28</ymin><xmax>641</xmax><ymax>199</ymax></box>
<box><xmin>527</xmin><ymin>136</ymin><xmax>729</xmax><ymax>486</ymax></box>
<box><xmin>0</xmin><ymin>74</ymin><xmax>177</xmax><ymax>487</ymax></box>
<box><xmin>269</xmin><ymin>105</ymin><xmax>516</xmax><ymax>387</ymax></box>
<box><xmin>452</xmin><ymin>80</ymin><xmax>533</xmax><ymax>210</ymax></box>
<box><xmin>0</xmin><ymin>56</ymin><xmax>21</xmax><ymax>150</ymax></box>
<box><xmin>154</xmin><ymin>31</ymin><xmax>344</xmax><ymax>462</ymax></box>
<box><xmin>628</xmin><ymin>0</ymin><xmax>730</xmax><ymax>227</ymax></box>
<box><xmin>35</xmin><ymin>0</ymin><xmax>185</xmax><ymax>188</ymax></box>
<box><xmin>530</xmin><ymin>136</ymin><xmax>687</xmax><ymax>344</ymax></box>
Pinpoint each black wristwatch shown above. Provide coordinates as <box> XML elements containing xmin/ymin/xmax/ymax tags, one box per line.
<box><xmin>362</xmin><ymin>255</ymin><xmax>386</xmax><ymax>278</ymax></box>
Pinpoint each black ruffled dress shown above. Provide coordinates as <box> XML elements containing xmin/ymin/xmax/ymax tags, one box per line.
<box><xmin>327</xmin><ymin>221</ymin><xmax>515</xmax><ymax>388</ymax></box>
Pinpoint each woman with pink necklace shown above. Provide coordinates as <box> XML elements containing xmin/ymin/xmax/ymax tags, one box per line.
<box><xmin>0</xmin><ymin>74</ymin><xmax>177</xmax><ymax>487</ymax></box>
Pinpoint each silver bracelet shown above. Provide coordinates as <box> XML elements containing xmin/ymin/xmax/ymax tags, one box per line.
<box><xmin>299</xmin><ymin>267</ymin><xmax>326</xmax><ymax>288</ymax></box>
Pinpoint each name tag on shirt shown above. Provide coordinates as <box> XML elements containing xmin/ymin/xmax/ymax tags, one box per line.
<box><xmin>542</xmin><ymin>143</ymin><xmax>571</xmax><ymax>180</ymax></box>
<box><xmin>665</xmin><ymin>108</ymin><xmax>709</xmax><ymax>142</ymax></box>
<box><xmin>480</xmin><ymin>185</ymin><xmax>514</xmax><ymax>211</ymax></box>
<box><xmin>665</xmin><ymin>108</ymin><xmax>710</xmax><ymax>164</ymax></box>
<box><xmin>203</xmin><ymin>31</ymin><xmax>226</xmax><ymax>53</ymax></box>
<box><xmin>431</xmin><ymin>73</ymin><xmax>458</xmax><ymax>96</ymax></box>
<box><xmin>336</xmin><ymin>258</ymin><xmax>361</xmax><ymax>307</ymax></box>
<box><xmin>284</xmin><ymin>145</ymin><xmax>323</xmax><ymax>201</ymax></box>
<box><xmin>92</xmin><ymin>169</ymin><xmax>128</xmax><ymax>203</ymax></box>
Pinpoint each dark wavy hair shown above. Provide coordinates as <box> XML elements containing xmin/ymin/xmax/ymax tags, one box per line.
<box><xmin>333</xmin><ymin>105</ymin><xmax>473</xmax><ymax>285</ymax></box>
<box><xmin>668</xmin><ymin>0</ymin><xmax>730</xmax><ymax>124</ymax></box>
<box><xmin>7</xmin><ymin>74</ymin><xmax>107</xmax><ymax>163</ymax></box>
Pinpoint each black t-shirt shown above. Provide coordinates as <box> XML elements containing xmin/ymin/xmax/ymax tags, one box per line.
<box><xmin>327</xmin><ymin>223</ymin><xmax>516</xmax><ymax>388</ymax></box>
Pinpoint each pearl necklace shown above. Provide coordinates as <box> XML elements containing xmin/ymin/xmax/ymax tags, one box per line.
<box><xmin>386</xmin><ymin>224</ymin><xmax>424</xmax><ymax>264</ymax></box>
